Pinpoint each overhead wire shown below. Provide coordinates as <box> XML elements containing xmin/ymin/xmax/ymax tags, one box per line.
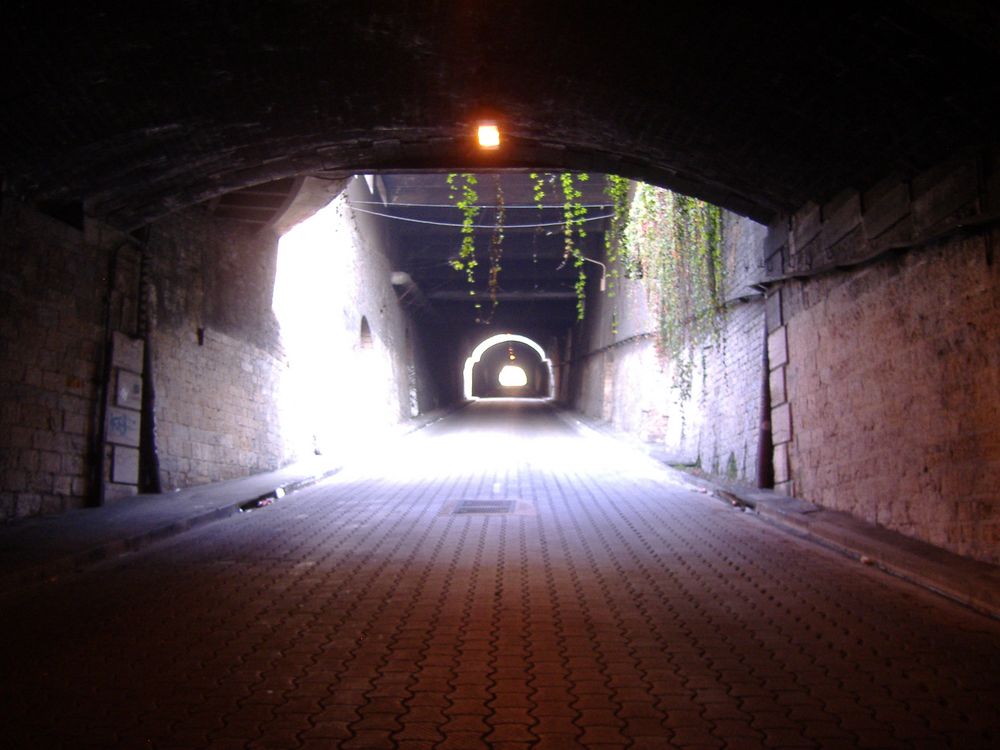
<box><xmin>348</xmin><ymin>205</ymin><xmax>615</xmax><ymax>229</ymax></box>
<box><xmin>348</xmin><ymin>200</ymin><xmax>612</xmax><ymax>209</ymax></box>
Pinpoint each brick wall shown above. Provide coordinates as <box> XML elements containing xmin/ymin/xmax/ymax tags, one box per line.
<box><xmin>147</xmin><ymin>190</ymin><xmax>428</xmax><ymax>489</ymax></box>
<box><xmin>145</xmin><ymin>209</ymin><xmax>292</xmax><ymax>489</ymax></box>
<box><xmin>0</xmin><ymin>184</ymin><xmax>428</xmax><ymax>518</ymax></box>
<box><xmin>783</xmin><ymin>228</ymin><xmax>1000</xmax><ymax>563</ymax></box>
<box><xmin>569</xmin><ymin>211</ymin><xmax>768</xmax><ymax>485</ymax></box>
<box><xmin>692</xmin><ymin>301</ymin><xmax>765</xmax><ymax>481</ymax></box>
<box><xmin>0</xmin><ymin>204</ymin><xmax>105</xmax><ymax>519</ymax></box>
<box><xmin>152</xmin><ymin>325</ymin><xmax>289</xmax><ymax>489</ymax></box>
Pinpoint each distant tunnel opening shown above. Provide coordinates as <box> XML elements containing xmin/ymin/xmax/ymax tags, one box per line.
<box><xmin>464</xmin><ymin>334</ymin><xmax>554</xmax><ymax>400</ymax></box>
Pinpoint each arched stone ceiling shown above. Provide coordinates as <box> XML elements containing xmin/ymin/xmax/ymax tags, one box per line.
<box><xmin>1</xmin><ymin>3</ymin><xmax>998</xmax><ymax>228</ymax></box>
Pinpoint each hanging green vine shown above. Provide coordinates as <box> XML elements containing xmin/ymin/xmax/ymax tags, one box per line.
<box><xmin>603</xmin><ymin>174</ymin><xmax>632</xmax><ymax>297</ymax></box>
<box><xmin>480</xmin><ymin>175</ymin><xmax>506</xmax><ymax>324</ymax></box>
<box><xmin>563</xmin><ymin>172</ymin><xmax>590</xmax><ymax>319</ymax></box>
<box><xmin>441</xmin><ymin>171</ymin><xmax>726</xmax><ymax>362</ymax></box>
<box><xmin>530</xmin><ymin>172</ymin><xmax>547</xmax><ymax>209</ymax></box>
<box><xmin>529</xmin><ymin>171</ymin><xmax>591</xmax><ymax>320</ymax></box>
<box><xmin>446</xmin><ymin>173</ymin><xmax>479</xmax><ymax>286</ymax></box>
<box><xmin>618</xmin><ymin>181</ymin><xmax>724</xmax><ymax>399</ymax></box>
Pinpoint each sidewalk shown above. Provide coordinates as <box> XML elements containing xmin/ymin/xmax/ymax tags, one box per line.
<box><xmin>558</xmin><ymin>410</ymin><xmax>1000</xmax><ymax>621</ymax></box>
<box><xmin>0</xmin><ymin>406</ymin><xmax>459</xmax><ymax>597</ymax></box>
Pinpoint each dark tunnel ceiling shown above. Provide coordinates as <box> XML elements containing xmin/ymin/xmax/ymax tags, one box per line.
<box><xmin>1</xmin><ymin>3</ymin><xmax>999</xmax><ymax>229</ymax></box>
<box><xmin>362</xmin><ymin>172</ymin><xmax>611</xmax><ymax>333</ymax></box>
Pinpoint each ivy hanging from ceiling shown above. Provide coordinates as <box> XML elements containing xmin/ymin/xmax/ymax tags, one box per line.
<box><xmin>530</xmin><ymin>172</ymin><xmax>591</xmax><ymax>320</ymax></box>
<box><xmin>447</xmin><ymin>171</ymin><xmax>594</xmax><ymax>323</ymax></box>
<box><xmin>445</xmin><ymin>173</ymin><xmax>508</xmax><ymax>324</ymax></box>
<box><xmin>612</xmin><ymin>180</ymin><xmax>725</xmax><ymax>399</ymax></box>
<box><xmin>483</xmin><ymin>175</ymin><xmax>506</xmax><ymax>324</ymax></box>
<box><xmin>444</xmin><ymin>171</ymin><xmax>725</xmax><ymax>384</ymax></box>
<box><xmin>446</xmin><ymin>172</ymin><xmax>480</xmax><ymax>285</ymax></box>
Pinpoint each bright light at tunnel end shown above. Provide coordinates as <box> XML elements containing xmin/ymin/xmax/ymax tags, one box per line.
<box><xmin>498</xmin><ymin>365</ymin><xmax>528</xmax><ymax>388</ymax></box>
<box><xmin>464</xmin><ymin>333</ymin><xmax>554</xmax><ymax>401</ymax></box>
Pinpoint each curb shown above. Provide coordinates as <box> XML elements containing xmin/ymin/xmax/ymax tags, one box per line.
<box><xmin>751</xmin><ymin>498</ymin><xmax>1000</xmax><ymax>620</ymax></box>
<box><xmin>0</xmin><ymin>406</ymin><xmax>466</xmax><ymax>597</ymax></box>
<box><xmin>559</xmin><ymin>408</ymin><xmax>1000</xmax><ymax>621</ymax></box>
<box><xmin>0</xmin><ymin>466</ymin><xmax>348</xmax><ymax>597</ymax></box>
<box><xmin>0</xmin><ymin>502</ymin><xmax>242</xmax><ymax>596</ymax></box>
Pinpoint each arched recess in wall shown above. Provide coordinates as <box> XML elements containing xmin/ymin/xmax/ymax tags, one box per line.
<box><xmin>463</xmin><ymin>334</ymin><xmax>554</xmax><ymax>400</ymax></box>
<box><xmin>359</xmin><ymin>316</ymin><xmax>373</xmax><ymax>349</ymax></box>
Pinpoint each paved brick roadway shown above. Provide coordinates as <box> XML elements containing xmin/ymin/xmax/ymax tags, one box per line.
<box><xmin>2</xmin><ymin>400</ymin><xmax>999</xmax><ymax>749</ymax></box>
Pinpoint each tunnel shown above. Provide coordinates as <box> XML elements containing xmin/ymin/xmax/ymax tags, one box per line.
<box><xmin>1</xmin><ymin>4</ymin><xmax>999</xmax><ymax>748</ymax></box>
<box><xmin>465</xmin><ymin>335</ymin><xmax>554</xmax><ymax>400</ymax></box>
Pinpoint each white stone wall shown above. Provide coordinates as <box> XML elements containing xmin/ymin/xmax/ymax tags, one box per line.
<box><xmin>783</xmin><ymin>229</ymin><xmax>1000</xmax><ymax>563</ymax></box>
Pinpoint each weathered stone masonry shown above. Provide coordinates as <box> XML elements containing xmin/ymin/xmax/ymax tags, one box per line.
<box><xmin>0</xmin><ymin>205</ymin><xmax>104</xmax><ymax>519</ymax></box>
<box><xmin>0</xmin><ymin>200</ymin><xmax>296</xmax><ymax>516</ymax></box>
<box><xmin>568</xmin><ymin>155</ymin><xmax>1000</xmax><ymax>566</ymax></box>
<box><xmin>765</xmin><ymin>152</ymin><xmax>1000</xmax><ymax>564</ymax></box>
<box><xmin>145</xmin><ymin>210</ymin><xmax>291</xmax><ymax>490</ymax></box>
<box><xmin>781</xmin><ymin>230</ymin><xmax>1000</xmax><ymax>563</ymax></box>
<box><xmin>568</xmin><ymin>210</ymin><xmax>769</xmax><ymax>487</ymax></box>
<box><xmin>0</xmin><ymin>182</ymin><xmax>433</xmax><ymax>520</ymax></box>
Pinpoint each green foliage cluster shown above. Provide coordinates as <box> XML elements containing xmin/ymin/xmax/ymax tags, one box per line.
<box><xmin>482</xmin><ymin>175</ymin><xmax>506</xmax><ymax>323</ymax></box>
<box><xmin>602</xmin><ymin>174</ymin><xmax>632</xmax><ymax>299</ymax></box>
<box><xmin>444</xmin><ymin>172</ymin><xmax>724</xmax><ymax>371</ymax></box>
<box><xmin>615</xmin><ymin>181</ymin><xmax>725</xmax><ymax>399</ymax></box>
<box><xmin>449</xmin><ymin>171</ymin><xmax>593</xmax><ymax>322</ymax></box>
<box><xmin>446</xmin><ymin>173</ymin><xmax>479</xmax><ymax>286</ymax></box>
<box><xmin>530</xmin><ymin>172</ymin><xmax>591</xmax><ymax>319</ymax></box>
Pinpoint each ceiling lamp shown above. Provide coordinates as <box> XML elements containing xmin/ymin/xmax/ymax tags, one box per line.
<box><xmin>477</xmin><ymin>122</ymin><xmax>500</xmax><ymax>149</ymax></box>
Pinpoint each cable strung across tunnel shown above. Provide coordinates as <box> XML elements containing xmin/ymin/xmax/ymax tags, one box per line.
<box><xmin>348</xmin><ymin>205</ymin><xmax>615</xmax><ymax>229</ymax></box>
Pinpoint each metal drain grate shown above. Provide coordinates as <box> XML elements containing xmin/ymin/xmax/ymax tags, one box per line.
<box><xmin>452</xmin><ymin>499</ymin><xmax>516</xmax><ymax>515</ymax></box>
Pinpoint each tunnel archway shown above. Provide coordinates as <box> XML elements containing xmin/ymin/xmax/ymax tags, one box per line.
<box><xmin>4</xmin><ymin>5</ymin><xmax>996</xmax><ymax>231</ymax></box>
<box><xmin>0</xmin><ymin>2</ymin><xmax>998</xmax><ymax>571</ymax></box>
<box><xmin>463</xmin><ymin>334</ymin><xmax>554</xmax><ymax>401</ymax></box>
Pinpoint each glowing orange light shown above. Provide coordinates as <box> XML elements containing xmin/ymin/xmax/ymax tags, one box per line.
<box><xmin>477</xmin><ymin>123</ymin><xmax>500</xmax><ymax>149</ymax></box>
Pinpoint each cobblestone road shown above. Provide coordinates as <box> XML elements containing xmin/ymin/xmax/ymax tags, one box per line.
<box><xmin>2</xmin><ymin>400</ymin><xmax>999</xmax><ymax>749</ymax></box>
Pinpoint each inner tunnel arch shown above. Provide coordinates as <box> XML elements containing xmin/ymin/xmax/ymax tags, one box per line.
<box><xmin>463</xmin><ymin>334</ymin><xmax>555</xmax><ymax>401</ymax></box>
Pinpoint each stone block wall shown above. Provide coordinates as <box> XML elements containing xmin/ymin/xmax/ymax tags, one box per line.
<box><xmin>152</xmin><ymin>325</ymin><xmax>289</xmax><ymax>489</ymax></box>
<box><xmin>762</xmin><ymin>151</ymin><xmax>1000</xmax><ymax>564</ymax></box>
<box><xmin>693</xmin><ymin>301</ymin><xmax>766</xmax><ymax>481</ymax></box>
<box><xmin>148</xmin><ymin>187</ymin><xmax>428</xmax><ymax>490</ymax></box>
<box><xmin>0</xmin><ymin>204</ymin><xmax>105</xmax><ymax>519</ymax></box>
<box><xmin>782</xmin><ymin>229</ymin><xmax>1000</xmax><ymax>563</ymax></box>
<box><xmin>570</xmin><ymin>155</ymin><xmax>1000</xmax><ymax>565</ymax></box>
<box><xmin>0</xmin><ymin>182</ymin><xmax>429</xmax><ymax>519</ymax></box>
<box><xmin>145</xmin><ymin>209</ymin><xmax>292</xmax><ymax>490</ymax></box>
